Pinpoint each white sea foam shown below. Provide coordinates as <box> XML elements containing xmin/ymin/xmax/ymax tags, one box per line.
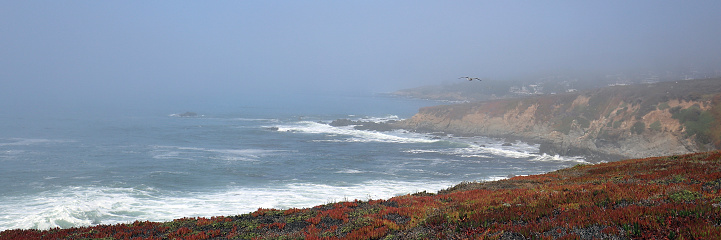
<box><xmin>231</xmin><ymin>117</ymin><xmax>280</xmax><ymax>123</ymax></box>
<box><xmin>418</xmin><ymin>138</ymin><xmax>590</xmax><ymax>164</ymax></box>
<box><xmin>0</xmin><ymin>138</ymin><xmax>72</xmax><ymax>147</ymax></box>
<box><xmin>404</xmin><ymin>145</ymin><xmax>533</xmax><ymax>159</ymax></box>
<box><xmin>403</xmin><ymin>149</ymin><xmax>441</xmax><ymax>154</ymax></box>
<box><xmin>485</xmin><ymin>176</ymin><xmax>510</xmax><ymax>182</ymax></box>
<box><xmin>0</xmin><ymin>180</ymin><xmax>455</xmax><ymax>231</ymax></box>
<box><xmin>150</xmin><ymin>145</ymin><xmax>285</xmax><ymax>161</ymax></box>
<box><xmin>273</xmin><ymin>121</ymin><xmax>436</xmax><ymax>144</ymax></box>
<box><xmin>335</xmin><ymin>169</ymin><xmax>364</xmax><ymax>174</ymax></box>
<box><xmin>478</xmin><ymin>146</ymin><xmax>536</xmax><ymax>159</ymax></box>
<box><xmin>529</xmin><ymin>153</ymin><xmax>590</xmax><ymax>164</ymax></box>
<box><xmin>168</xmin><ymin>114</ymin><xmax>206</xmax><ymax>117</ymax></box>
<box><xmin>1</xmin><ymin>186</ymin><xmax>158</xmax><ymax>231</ymax></box>
<box><xmin>356</xmin><ymin>115</ymin><xmax>400</xmax><ymax>123</ymax></box>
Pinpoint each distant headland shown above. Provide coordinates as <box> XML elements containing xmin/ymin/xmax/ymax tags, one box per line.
<box><xmin>392</xmin><ymin>78</ymin><xmax>721</xmax><ymax>161</ymax></box>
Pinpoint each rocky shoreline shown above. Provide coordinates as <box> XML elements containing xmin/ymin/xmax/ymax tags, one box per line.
<box><xmin>297</xmin><ymin>79</ymin><xmax>721</xmax><ymax>163</ymax></box>
<box><xmin>325</xmin><ymin>117</ymin><xmax>625</xmax><ymax>163</ymax></box>
<box><xmin>408</xmin><ymin>126</ymin><xmax>626</xmax><ymax>163</ymax></box>
<box><xmin>390</xmin><ymin>79</ymin><xmax>721</xmax><ymax>161</ymax></box>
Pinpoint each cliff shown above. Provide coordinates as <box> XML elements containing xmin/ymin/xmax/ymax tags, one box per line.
<box><xmin>395</xmin><ymin>78</ymin><xmax>721</xmax><ymax>159</ymax></box>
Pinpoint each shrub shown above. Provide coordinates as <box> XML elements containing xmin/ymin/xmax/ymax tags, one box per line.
<box><xmin>631</xmin><ymin>122</ymin><xmax>645</xmax><ymax>135</ymax></box>
<box><xmin>649</xmin><ymin>120</ymin><xmax>662</xmax><ymax>132</ymax></box>
<box><xmin>672</xmin><ymin>105</ymin><xmax>702</xmax><ymax>123</ymax></box>
<box><xmin>671</xmin><ymin>105</ymin><xmax>714</xmax><ymax>144</ymax></box>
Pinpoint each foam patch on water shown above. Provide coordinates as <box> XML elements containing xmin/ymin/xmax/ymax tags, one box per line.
<box><xmin>0</xmin><ymin>138</ymin><xmax>73</xmax><ymax>147</ymax></box>
<box><xmin>273</xmin><ymin>121</ymin><xmax>436</xmax><ymax>143</ymax></box>
<box><xmin>0</xmin><ymin>180</ymin><xmax>456</xmax><ymax>231</ymax></box>
<box><xmin>404</xmin><ymin>145</ymin><xmax>534</xmax><ymax>159</ymax></box>
<box><xmin>230</xmin><ymin>117</ymin><xmax>280</xmax><ymax>122</ymax></box>
<box><xmin>405</xmin><ymin>145</ymin><xmax>589</xmax><ymax>165</ymax></box>
<box><xmin>335</xmin><ymin>169</ymin><xmax>365</xmax><ymax>174</ymax></box>
<box><xmin>529</xmin><ymin>153</ymin><xmax>590</xmax><ymax>164</ymax></box>
<box><xmin>150</xmin><ymin>146</ymin><xmax>286</xmax><ymax>161</ymax></box>
<box><xmin>354</xmin><ymin>115</ymin><xmax>400</xmax><ymax>123</ymax></box>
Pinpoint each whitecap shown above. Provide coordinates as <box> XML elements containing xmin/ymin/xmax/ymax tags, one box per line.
<box><xmin>403</xmin><ymin>149</ymin><xmax>440</xmax><ymax>154</ymax></box>
<box><xmin>0</xmin><ymin>186</ymin><xmax>161</xmax><ymax>231</ymax></box>
<box><xmin>272</xmin><ymin>121</ymin><xmax>436</xmax><ymax>144</ymax></box>
<box><xmin>478</xmin><ymin>146</ymin><xmax>536</xmax><ymax>159</ymax></box>
<box><xmin>528</xmin><ymin>153</ymin><xmax>590</xmax><ymax>164</ymax></box>
<box><xmin>0</xmin><ymin>180</ymin><xmax>456</xmax><ymax>231</ymax></box>
<box><xmin>150</xmin><ymin>145</ymin><xmax>285</xmax><ymax>161</ymax></box>
<box><xmin>335</xmin><ymin>169</ymin><xmax>364</xmax><ymax>174</ymax></box>
<box><xmin>231</xmin><ymin>118</ymin><xmax>280</xmax><ymax>123</ymax></box>
<box><xmin>484</xmin><ymin>176</ymin><xmax>510</xmax><ymax>182</ymax></box>
<box><xmin>357</xmin><ymin>115</ymin><xmax>401</xmax><ymax>123</ymax></box>
<box><xmin>402</xmin><ymin>146</ymin><xmax>502</xmax><ymax>159</ymax></box>
<box><xmin>0</xmin><ymin>138</ymin><xmax>72</xmax><ymax>147</ymax></box>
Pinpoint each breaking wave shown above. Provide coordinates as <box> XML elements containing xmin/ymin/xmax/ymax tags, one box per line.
<box><xmin>272</xmin><ymin>121</ymin><xmax>436</xmax><ymax>143</ymax></box>
<box><xmin>0</xmin><ymin>180</ymin><xmax>455</xmax><ymax>231</ymax></box>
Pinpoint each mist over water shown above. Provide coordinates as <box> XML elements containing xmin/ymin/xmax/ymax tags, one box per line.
<box><xmin>3</xmin><ymin>1</ymin><xmax>721</xmax><ymax>111</ymax></box>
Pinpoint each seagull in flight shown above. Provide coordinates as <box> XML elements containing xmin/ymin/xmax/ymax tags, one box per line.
<box><xmin>459</xmin><ymin>77</ymin><xmax>481</xmax><ymax>81</ymax></box>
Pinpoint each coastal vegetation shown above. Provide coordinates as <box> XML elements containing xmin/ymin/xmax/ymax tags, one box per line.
<box><xmin>4</xmin><ymin>151</ymin><xmax>721</xmax><ymax>239</ymax></box>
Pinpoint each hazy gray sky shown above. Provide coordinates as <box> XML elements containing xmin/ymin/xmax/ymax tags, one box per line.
<box><xmin>2</xmin><ymin>1</ymin><xmax>720</xmax><ymax>110</ymax></box>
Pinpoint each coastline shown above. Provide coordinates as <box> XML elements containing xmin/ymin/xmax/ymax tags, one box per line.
<box><xmin>390</xmin><ymin>79</ymin><xmax>721</xmax><ymax>162</ymax></box>
<box><xmin>406</xmin><ymin>126</ymin><xmax>627</xmax><ymax>163</ymax></box>
<box><xmin>326</xmin><ymin>117</ymin><xmax>626</xmax><ymax>163</ymax></box>
<box><xmin>5</xmin><ymin>151</ymin><xmax>721</xmax><ymax>239</ymax></box>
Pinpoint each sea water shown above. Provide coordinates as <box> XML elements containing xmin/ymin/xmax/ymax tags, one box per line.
<box><xmin>0</xmin><ymin>93</ymin><xmax>587</xmax><ymax>231</ymax></box>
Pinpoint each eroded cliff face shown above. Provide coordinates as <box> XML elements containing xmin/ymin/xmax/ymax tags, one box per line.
<box><xmin>396</xmin><ymin>79</ymin><xmax>721</xmax><ymax>159</ymax></box>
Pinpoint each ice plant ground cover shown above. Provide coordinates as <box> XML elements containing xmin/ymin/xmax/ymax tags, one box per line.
<box><xmin>3</xmin><ymin>151</ymin><xmax>721</xmax><ymax>239</ymax></box>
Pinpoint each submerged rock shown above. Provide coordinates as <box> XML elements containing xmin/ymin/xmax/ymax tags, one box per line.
<box><xmin>329</xmin><ymin>119</ymin><xmax>355</xmax><ymax>127</ymax></box>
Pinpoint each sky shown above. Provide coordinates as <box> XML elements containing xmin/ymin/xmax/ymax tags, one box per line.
<box><xmin>2</xmin><ymin>1</ymin><xmax>720</xmax><ymax>112</ymax></box>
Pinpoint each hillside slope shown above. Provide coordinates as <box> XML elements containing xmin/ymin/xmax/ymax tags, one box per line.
<box><xmin>395</xmin><ymin>78</ymin><xmax>721</xmax><ymax>159</ymax></box>
<box><xmin>4</xmin><ymin>151</ymin><xmax>721</xmax><ymax>239</ymax></box>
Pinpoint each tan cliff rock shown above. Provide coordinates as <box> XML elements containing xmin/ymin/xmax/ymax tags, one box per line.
<box><xmin>395</xmin><ymin>78</ymin><xmax>721</xmax><ymax>160</ymax></box>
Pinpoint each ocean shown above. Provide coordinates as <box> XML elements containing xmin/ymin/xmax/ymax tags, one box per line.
<box><xmin>0</xmin><ymin>93</ymin><xmax>588</xmax><ymax>231</ymax></box>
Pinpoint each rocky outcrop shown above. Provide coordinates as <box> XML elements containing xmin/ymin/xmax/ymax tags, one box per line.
<box><xmin>395</xmin><ymin>78</ymin><xmax>721</xmax><ymax>159</ymax></box>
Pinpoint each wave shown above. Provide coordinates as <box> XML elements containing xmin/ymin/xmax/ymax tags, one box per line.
<box><xmin>404</xmin><ymin>138</ymin><xmax>590</xmax><ymax>164</ymax></box>
<box><xmin>0</xmin><ymin>180</ymin><xmax>455</xmax><ymax>231</ymax></box>
<box><xmin>230</xmin><ymin>117</ymin><xmax>280</xmax><ymax>123</ymax></box>
<box><xmin>354</xmin><ymin>115</ymin><xmax>400</xmax><ymax>123</ymax></box>
<box><xmin>529</xmin><ymin>153</ymin><xmax>590</xmax><ymax>164</ymax></box>
<box><xmin>405</xmin><ymin>146</ymin><xmax>590</xmax><ymax>164</ymax></box>
<box><xmin>1</xmin><ymin>186</ymin><xmax>160</xmax><ymax>231</ymax></box>
<box><xmin>272</xmin><ymin>121</ymin><xmax>436</xmax><ymax>144</ymax></box>
<box><xmin>0</xmin><ymin>138</ymin><xmax>73</xmax><ymax>147</ymax></box>
<box><xmin>478</xmin><ymin>146</ymin><xmax>536</xmax><ymax>159</ymax></box>
<box><xmin>335</xmin><ymin>169</ymin><xmax>365</xmax><ymax>174</ymax></box>
<box><xmin>403</xmin><ymin>145</ymin><xmax>535</xmax><ymax>159</ymax></box>
<box><xmin>150</xmin><ymin>146</ymin><xmax>286</xmax><ymax>161</ymax></box>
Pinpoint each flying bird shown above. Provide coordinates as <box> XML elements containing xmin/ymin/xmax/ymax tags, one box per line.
<box><xmin>459</xmin><ymin>77</ymin><xmax>481</xmax><ymax>81</ymax></box>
